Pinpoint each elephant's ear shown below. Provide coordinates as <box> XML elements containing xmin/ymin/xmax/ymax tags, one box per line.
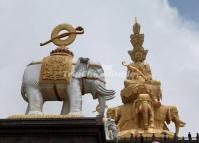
<box><xmin>72</xmin><ymin>57</ymin><xmax>89</xmax><ymax>78</ymax></box>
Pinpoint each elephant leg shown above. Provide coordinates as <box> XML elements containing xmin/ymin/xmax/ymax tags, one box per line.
<box><xmin>174</xmin><ymin>119</ymin><xmax>185</xmax><ymax>135</ymax></box>
<box><xmin>149</xmin><ymin>108</ymin><xmax>154</xmax><ymax>128</ymax></box>
<box><xmin>25</xmin><ymin>104</ymin><xmax>30</xmax><ymax>114</ymax></box>
<box><xmin>61</xmin><ymin>100</ymin><xmax>70</xmax><ymax>115</ymax></box>
<box><xmin>175</xmin><ymin>124</ymin><xmax>180</xmax><ymax>136</ymax></box>
<box><xmin>98</xmin><ymin>96</ymin><xmax>106</xmax><ymax>117</ymax></box>
<box><xmin>143</xmin><ymin>111</ymin><xmax>148</xmax><ymax>129</ymax></box>
<box><xmin>142</xmin><ymin>105</ymin><xmax>149</xmax><ymax>129</ymax></box>
<box><xmin>26</xmin><ymin>88</ymin><xmax>43</xmax><ymax>115</ymax></box>
<box><xmin>67</xmin><ymin>79</ymin><xmax>82</xmax><ymax>115</ymax></box>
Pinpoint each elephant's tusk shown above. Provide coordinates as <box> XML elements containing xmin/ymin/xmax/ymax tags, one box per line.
<box><xmin>96</xmin><ymin>91</ymin><xmax>115</xmax><ymax>101</ymax></box>
<box><xmin>122</xmin><ymin>61</ymin><xmax>128</xmax><ymax>67</ymax></box>
<box><xmin>98</xmin><ymin>85</ymin><xmax>115</xmax><ymax>95</ymax></box>
<box><xmin>97</xmin><ymin>88</ymin><xmax>115</xmax><ymax>96</ymax></box>
<box><xmin>105</xmin><ymin>95</ymin><xmax>115</xmax><ymax>100</ymax></box>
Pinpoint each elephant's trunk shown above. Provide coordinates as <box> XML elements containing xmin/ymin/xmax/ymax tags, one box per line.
<box><xmin>140</xmin><ymin>103</ymin><xmax>149</xmax><ymax>129</ymax></box>
<box><xmin>175</xmin><ymin>125</ymin><xmax>179</xmax><ymax>136</ymax></box>
<box><xmin>174</xmin><ymin>119</ymin><xmax>186</xmax><ymax>135</ymax></box>
<box><xmin>96</xmin><ymin>85</ymin><xmax>115</xmax><ymax>100</ymax></box>
<box><xmin>21</xmin><ymin>84</ymin><xmax>28</xmax><ymax>102</ymax></box>
<box><xmin>169</xmin><ymin>106</ymin><xmax>186</xmax><ymax>136</ymax></box>
<box><xmin>97</xmin><ymin>95</ymin><xmax>106</xmax><ymax>117</ymax></box>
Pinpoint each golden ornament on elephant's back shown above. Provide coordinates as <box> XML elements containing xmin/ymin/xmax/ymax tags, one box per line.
<box><xmin>39</xmin><ymin>55</ymin><xmax>73</xmax><ymax>84</ymax></box>
<box><xmin>39</xmin><ymin>23</ymin><xmax>84</xmax><ymax>85</ymax></box>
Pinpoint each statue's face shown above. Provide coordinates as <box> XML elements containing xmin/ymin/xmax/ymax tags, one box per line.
<box><xmin>137</xmin><ymin>94</ymin><xmax>152</xmax><ymax>105</ymax></box>
<box><xmin>133</xmin><ymin>52</ymin><xmax>144</xmax><ymax>62</ymax></box>
<box><xmin>107</xmin><ymin>109</ymin><xmax>115</xmax><ymax>118</ymax></box>
<box><xmin>138</xmin><ymin>94</ymin><xmax>150</xmax><ymax>100</ymax></box>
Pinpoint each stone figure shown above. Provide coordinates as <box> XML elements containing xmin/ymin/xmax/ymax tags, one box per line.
<box><xmin>106</xmin><ymin>107</ymin><xmax>118</xmax><ymax>120</ymax></box>
<box><xmin>106</xmin><ymin>19</ymin><xmax>185</xmax><ymax>138</ymax></box>
<box><xmin>20</xmin><ymin>23</ymin><xmax>115</xmax><ymax>117</ymax></box>
<box><xmin>93</xmin><ymin>104</ymin><xmax>108</xmax><ymax>116</ymax></box>
<box><xmin>104</xmin><ymin>118</ymin><xmax>118</xmax><ymax>140</ymax></box>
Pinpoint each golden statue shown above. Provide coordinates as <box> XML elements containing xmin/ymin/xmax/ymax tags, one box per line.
<box><xmin>39</xmin><ymin>23</ymin><xmax>84</xmax><ymax>85</ymax></box>
<box><xmin>107</xmin><ymin>19</ymin><xmax>185</xmax><ymax>138</ymax></box>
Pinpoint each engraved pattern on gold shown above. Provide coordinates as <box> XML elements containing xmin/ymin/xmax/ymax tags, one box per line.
<box><xmin>39</xmin><ymin>55</ymin><xmax>73</xmax><ymax>84</ymax></box>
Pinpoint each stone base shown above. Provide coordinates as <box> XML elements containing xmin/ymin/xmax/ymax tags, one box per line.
<box><xmin>0</xmin><ymin>117</ymin><xmax>106</xmax><ymax>143</ymax></box>
<box><xmin>7</xmin><ymin>114</ymin><xmax>83</xmax><ymax>119</ymax></box>
<box><xmin>118</xmin><ymin>128</ymin><xmax>174</xmax><ymax>139</ymax></box>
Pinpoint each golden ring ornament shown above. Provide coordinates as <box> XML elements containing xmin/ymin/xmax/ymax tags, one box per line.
<box><xmin>51</xmin><ymin>24</ymin><xmax>76</xmax><ymax>47</ymax></box>
<box><xmin>40</xmin><ymin>23</ymin><xmax>84</xmax><ymax>47</ymax></box>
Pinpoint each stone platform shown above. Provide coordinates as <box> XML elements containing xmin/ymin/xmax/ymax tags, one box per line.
<box><xmin>107</xmin><ymin>138</ymin><xmax>199</xmax><ymax>143</ymax></box>
<box><xmin>0</xmin><ymin>117</ymin><xmax>106</xmax><ymax>143</ymax></box>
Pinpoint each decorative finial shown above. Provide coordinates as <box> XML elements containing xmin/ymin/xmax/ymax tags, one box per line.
<box><xmin>133</xmin><ymin>17</ymin><xmax>140</xmax><ymax>34</ymax></box>
<box><xmin>40</xmin><ymin>23</ymin><xmax>84</xmax><ymax>56</ymax></box>
<box><xmin>129</xmin><ymin>18</ymin><xmax>148</xmax><ymax>63</ymax></box>
<box><xmin>40</xmin><ymin>23</ymin><xmax>84</xmax><ymax>47</ymax></box>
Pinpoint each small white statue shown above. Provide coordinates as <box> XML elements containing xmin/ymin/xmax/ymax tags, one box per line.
<box><xmin>104</xmin><ymin>118</ymin><xmax>118</xmax><ymax>140</ymax></box>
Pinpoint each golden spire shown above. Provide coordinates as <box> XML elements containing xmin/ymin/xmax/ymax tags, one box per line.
<box><xmin>133</xmin><ymin>17</ymin><xmax>140</xmax><ymax>34</ymax></box>
<box><xmin>129</xmin><ymin>18</ymin><xmax>148</xmax><ymax>63</ymax></box>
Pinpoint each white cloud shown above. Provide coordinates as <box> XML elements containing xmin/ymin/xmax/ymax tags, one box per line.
<box><xmin>0</xmin><ymin>0</ymin><xmax>198</xmax><ymax>136</ymax></box>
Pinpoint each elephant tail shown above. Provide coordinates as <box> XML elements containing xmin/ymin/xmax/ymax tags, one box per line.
<box><xmin>21</xmin><ymin>84</ymin><xmax>28</xmax><ymax>102</ymax></box>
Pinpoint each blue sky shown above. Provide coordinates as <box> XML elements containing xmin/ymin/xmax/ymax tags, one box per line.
<box><xmin>169</xmin><ymin>0</ymin><xmax>199</xmax><ymax>24</ymax></box>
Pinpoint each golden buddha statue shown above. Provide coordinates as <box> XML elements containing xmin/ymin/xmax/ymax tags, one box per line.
<box><xmin>121</xmin><ymin>19</ymin><xmax>161</xmax><ymax>107</ymax></box>
<box><xmin>106</xmin><ymin>19</ymin><xmax>185</xmax><ymax>139</ymax></box>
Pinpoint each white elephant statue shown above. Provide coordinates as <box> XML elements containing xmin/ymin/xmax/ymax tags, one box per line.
<box><xmin>21</xmin><ymin>57</ymin><xmax>115</xmax><ymax>117</ymax></box>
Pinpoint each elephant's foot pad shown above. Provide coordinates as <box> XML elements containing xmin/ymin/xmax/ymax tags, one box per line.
<box><xmin>7</xmin><ymin>114</ymin><xmax>83</xmax><ymax>119</ymax></box>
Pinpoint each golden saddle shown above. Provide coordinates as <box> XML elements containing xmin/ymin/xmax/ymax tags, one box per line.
<box><xmin>39</xmin><ymin>51</ymin><xmax>73</xmax><ymax>85</ymax></box>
